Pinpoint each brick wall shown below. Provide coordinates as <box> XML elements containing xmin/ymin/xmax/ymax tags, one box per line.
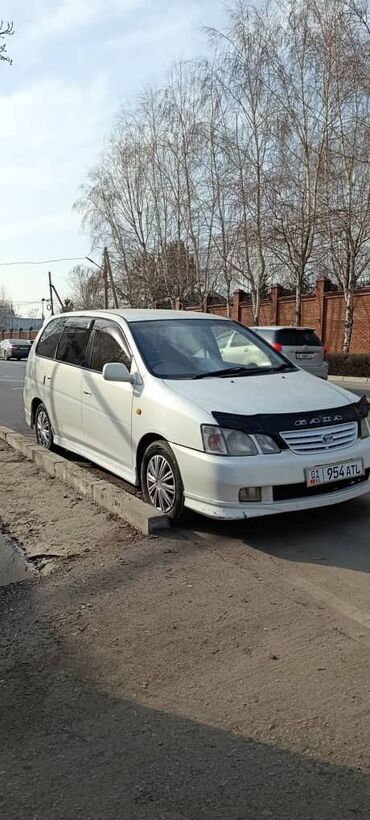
<box><xmin>0</xmin><ymin>329</ymin><xmax>39</xmax><ymax>341</ymax></box>
<box><xmin>181</xmin><ymin>278</ymin><xmax>370</xmax><ymax>353</ymax></box>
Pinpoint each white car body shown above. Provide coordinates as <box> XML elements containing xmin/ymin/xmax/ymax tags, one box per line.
<box><xmin>23</xmin><ymin>309</ymin><xmax>370</xmax><ymax>520</ymax></box>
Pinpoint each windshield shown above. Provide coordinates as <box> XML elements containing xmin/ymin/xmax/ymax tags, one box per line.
<box><xmin>11</xmin><ymin>340</ymin><xmax>30</xmax><ymax>347</ymax></box>
<box><xmin>131</xmin><ymin>318</ymin><xmax>295</xmax><ymax>380</ymax></box>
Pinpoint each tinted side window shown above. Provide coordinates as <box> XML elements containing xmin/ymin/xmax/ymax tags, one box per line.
<box><xmin>56</xmin><ymin>319</ymin><xmax>92</xmax><ymax>367</ymax></box>
<box><xmin>36</xmin><ymin>319</ymin><xmax>65</xmax><ymax>359</ymax></box>
<box><xmin>276</xmin><ymin>329</ymin><xmax>322</xmax><ymax>346</ymax></box>
<box><xmin>90</xmin><ymin>324</ymin><xmax>132</xmax><ymax>373</ymax></box>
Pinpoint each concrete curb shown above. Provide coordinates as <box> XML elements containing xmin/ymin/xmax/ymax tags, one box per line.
<box><xmin>0</xmin><ymin>425</ymin><xmax>169</xmax><ymax>536</ymax></box>
<box><xmin>329</xmin><ymin>376</ymin><xmax>370</xmax><ymax>385</ymax></box>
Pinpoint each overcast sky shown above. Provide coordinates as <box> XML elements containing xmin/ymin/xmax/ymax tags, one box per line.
<box><xmin>0</xmin><ymin>0</ymin><xmax>224</xmax><ymax>314</ymax></box>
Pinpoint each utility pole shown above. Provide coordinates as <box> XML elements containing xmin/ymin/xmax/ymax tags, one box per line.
<box><xmin>104</xmin><ymin>247</ymin><xmax>119</xmax><ymax>308</ymax></box>
<box><xmin>48</xmin><ymin>272</ymin><xmax>54</xmax><ymax>315</ymax></box>
<box><xmin>102</xmin><ymin>250</ymin><xmax>109</xmax><ymax>309</ymax></box>
<box><xmin>52</xmin><ymin>283</ymin><xmax>64</xmax><ymax>312</ymax></box>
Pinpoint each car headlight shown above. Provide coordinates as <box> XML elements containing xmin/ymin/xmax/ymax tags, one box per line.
<box><xmin>254</xmin><ymin>434</ymin><xmax>280</xmax><ymax>454</ymax></box>
<box><xmin>202</xmin><ymin>425</ymin><xmax>258</xmax><ymax>456</ymax></box>
<box><xmin>361</xmin><ymin>413</ymin><xmax>370</xmax><ymax>439</ymax></box>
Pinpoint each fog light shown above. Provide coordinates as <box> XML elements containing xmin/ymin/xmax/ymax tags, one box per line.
<box><xmin>239</xmin><ymin>487</ymin><xmax>261</xmax><ymax>502</ymax></box>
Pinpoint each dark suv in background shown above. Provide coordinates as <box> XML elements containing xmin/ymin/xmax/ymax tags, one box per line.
<box><xmin>253</xmin><ymin>326</ymin><xmax>328</xmax><ymax>380</ymax></box>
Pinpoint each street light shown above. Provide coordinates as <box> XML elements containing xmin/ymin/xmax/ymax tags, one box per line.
<box><xmin>86</xmin><ymin>256</ymin><xmax>103</xmax><ymax>272</ymax></box>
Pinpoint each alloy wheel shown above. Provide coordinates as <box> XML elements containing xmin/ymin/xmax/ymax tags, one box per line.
<box><xmin>37</xmin><ymin>410</ymin><xmax>51</xmax><ymax>448</ymax></box>
<box><xmin>146</xmin><ymin>454</ymin><xmax>176</xmax><ymax>512</ymax></box>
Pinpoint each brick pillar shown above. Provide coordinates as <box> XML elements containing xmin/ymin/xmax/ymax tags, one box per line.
<box><xmin>316</xmin><ymin>276</ymin><xmax>331</xmax><ymax>343</ymax></box>
<box><xmin>232</xmin><ymin>290</ymin><xmax>240</xmax><ymax>321</ymax></box>
<box><xmin>270</xmin><ymin>283</ymin><xmax>283</xmax><ymax>325</ymax></box>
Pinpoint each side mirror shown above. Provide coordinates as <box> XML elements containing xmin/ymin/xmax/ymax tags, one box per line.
<box><xmin>102</xmin><ymin>362</ymin><xmax>135</xmax><ymax>384</ymax></box>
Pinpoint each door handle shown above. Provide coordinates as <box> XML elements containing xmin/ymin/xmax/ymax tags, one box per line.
<box><xmin>83</xmin><ymin>390</ymin><xmax>92</xmax><ymax>396</ymax></box>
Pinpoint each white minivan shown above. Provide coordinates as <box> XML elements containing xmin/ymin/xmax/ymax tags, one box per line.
<box><xmin>23</xmin><ymin>310</ymin><xmax>370</xmax><ymax>520</ymax></box>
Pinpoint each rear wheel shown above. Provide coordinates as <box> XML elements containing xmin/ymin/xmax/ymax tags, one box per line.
<box><xmin>35</xmin><ymin>403</ymin><xmax>54</xmax><ymax>450</ymax></box>
<box><xmin>141</xmin><ymin>441</ymin><xmax>184</xmax><ymax>520</ymax></box>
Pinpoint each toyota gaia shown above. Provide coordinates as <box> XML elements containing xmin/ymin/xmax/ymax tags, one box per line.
<box><xmin>23</xmin><ymin>310</ymin><xmax>370</xmax><ymax>520</ymax></box>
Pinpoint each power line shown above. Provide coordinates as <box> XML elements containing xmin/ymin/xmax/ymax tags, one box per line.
<box><xmin>0</xmin><ymin>256</ymin><xmax>88</xmax><ymax>267</ymax></box>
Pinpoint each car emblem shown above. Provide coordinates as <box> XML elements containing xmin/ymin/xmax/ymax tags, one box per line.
<box><xmin>322</xmin><ymin>432</ymin><xmax>334</xmax><ymax>444</ymax></box>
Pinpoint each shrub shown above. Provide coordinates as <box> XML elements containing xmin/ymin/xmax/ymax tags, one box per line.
<box><xmin>327</xmin><ymin>353</ymin><xmax>370</xmax><ymax>378</ymax></box>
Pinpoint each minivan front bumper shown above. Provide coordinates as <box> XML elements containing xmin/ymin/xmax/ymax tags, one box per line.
<box><xmin>171</xmin><ymin>438</ymin><xmax>370</xmax><ymax>520</ymax></box>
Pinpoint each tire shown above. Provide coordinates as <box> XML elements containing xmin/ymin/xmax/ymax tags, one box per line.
<box><xmin>140</xmin><ymin>440</ymin><xmax>184</xmax><ymax>520</ymax></box>
<box><xmin>35</xmin><ymin>403</ymin><xmax>54</xmax><ymax>450</ymax></box>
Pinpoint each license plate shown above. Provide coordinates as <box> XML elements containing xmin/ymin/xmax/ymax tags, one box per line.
<box><xmin>306</xmin><ymin>459</ymin><xmax>364</xmax><ymax>487</ymax></box>
<box><xmin>296</xmin><ymin>352</ymin><xmax>314</xmax><ymax>360</ymax></box>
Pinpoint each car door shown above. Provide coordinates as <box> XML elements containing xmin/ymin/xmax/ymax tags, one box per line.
<box><xmin>49</xmin><ymin>317</ymin><xmax>93</xmax><ymax>445</ymax></box>
<box><xmin>81</xmin><ymin>319</ymin><xmax>134</xmax><ymax>477</ymax></box>
<box><xmin>31</xmin><ymin>317</ymin><xmax>66</xmax><ymax>423</ymax></box>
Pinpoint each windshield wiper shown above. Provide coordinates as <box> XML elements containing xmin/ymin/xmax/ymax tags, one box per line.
<box><xmin>192</xmin><ymin>366</ymin><xmax>273</xmax><ymax>380</ymax></box>
<box><xmin>272</xmin><ymin>363</ymin><xmax>295</xmax><ymax>372</ymax></box>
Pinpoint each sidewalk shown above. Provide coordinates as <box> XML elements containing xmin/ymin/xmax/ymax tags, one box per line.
<box><xmin>328</xmin><ymin>375</ymin><xmax>370</xmax><ymax>385</ymax></box>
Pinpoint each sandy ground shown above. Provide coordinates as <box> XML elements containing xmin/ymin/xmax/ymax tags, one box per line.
<box><xmin>1</xmin><ymin>440</ymin><xmax>370</xmax><ymax>818</ymax></box>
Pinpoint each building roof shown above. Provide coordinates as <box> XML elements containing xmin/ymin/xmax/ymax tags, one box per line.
<box><xmin>9</xmin><ymin>317</ymin><xmax>43</xmax><ymax>330</ymax></box>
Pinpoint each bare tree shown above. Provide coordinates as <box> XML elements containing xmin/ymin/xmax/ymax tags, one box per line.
<box><xmin>76</xmin><ymin>0</ymin><xmax>370</xmax><ymax>344</ymax></box>
<box><xmin>0</xmin><ymin>20</ymin><xmax>14</xmax><ymax>65</ymax></box>
<box><xmin>0</xmin><ymin>286</ymin><xmax>15</xmax><ymax>330</ymax></box>
<box><xmin>68</xmin><ymin>265</ymin><xmax>105</xmax><ymax>310</ymax></box>
<box><xmin>205</xmin><ymin>2</ymin><xmax>274</xmax><ymax>323</ymax></box>
<box><xmin>265</xmin><ymin>0</ymin><xmax>330</xmax><ymax>324</ymax></box>
<box><xmin>315</xmin><ymin>0</ymin><xmax>370</xmax><ymax>350</ymax></box>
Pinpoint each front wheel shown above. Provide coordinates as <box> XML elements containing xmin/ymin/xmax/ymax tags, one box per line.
<box><xmin>35</xmin><ymin>403</ymin><xmax>54</xmax><ymax>450</ymax></box>
<box><xmin>140</xmin><ymin>441</ymin><xmax>184</xmax><ymax>520</ymax></box>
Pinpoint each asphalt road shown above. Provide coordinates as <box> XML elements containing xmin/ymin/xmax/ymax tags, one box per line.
<box><xmin>0</xmin><ymin>360</ymin><xmax>32</xmax><ymax>436</ymax></box>
<box><xmin>0</xmin><ymin>359</ymin><xmax>369</xmax><ymax>438</ymax></box>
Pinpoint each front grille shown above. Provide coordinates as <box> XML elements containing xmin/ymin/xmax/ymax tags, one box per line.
<box><xmin>280</xmin><ymin>422</ymin><xmax>358</xmax><ymax>455</ymax></box>
<box><xmin>273</xmin><ymin>470</ymin><xmax>369</xmax><ymax>502</ymax></box>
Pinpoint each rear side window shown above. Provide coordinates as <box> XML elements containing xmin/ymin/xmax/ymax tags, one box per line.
<box><xmin>56</xmin><ymin>318</ymin><xmax>92</xmax><ymax>367</ymax></box>
<box><xmin>254</xmin><ymin>328</ymin><xmax>275</xmax><ymax>341</ymax></box>
<box><xmin>36</xmin><ymin>318</ymin><xmax>65</xmax><ymax>359</ymax></box>
<box><xmin>276</xmin><ymin>329</ymin><xmax>322</xmax><ymax>346</ymax></box>
<box><xmin>90</xmin><ymin>322</ymin><xmax>132</xmax><ymax>372</ymax></box>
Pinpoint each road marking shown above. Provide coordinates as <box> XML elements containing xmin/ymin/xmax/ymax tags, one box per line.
<box><xmin>292</xmin><ymin>574</ymin><xmax>370</xmax><ymax>630</ymax></box>
<box><xmin>11</xmin><ymin>387</ymin><xmax>23</xmax><ymax>391</ymax></box>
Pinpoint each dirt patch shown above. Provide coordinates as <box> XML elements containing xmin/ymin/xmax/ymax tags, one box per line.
<box><xmin>0</xmin><ymin>440</ymin><xmax>138</xmax><ymax>569</ymax></box>
<box><xmin>1</xmin><ymin>440</ymin><xmax>370</xmax><ymax>817</ymax></box>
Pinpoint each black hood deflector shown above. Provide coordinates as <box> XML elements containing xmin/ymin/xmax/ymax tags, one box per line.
<box><xmin>212</xmin><ymin>395</ymin><xmax>369</xmax><ymax>446</ymax></box>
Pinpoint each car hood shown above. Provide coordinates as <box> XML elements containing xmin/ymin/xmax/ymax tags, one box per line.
<box><xmin>165</xmin><ymin>369</ymin><xmax>357</xmax><ymax>417</ymax></box>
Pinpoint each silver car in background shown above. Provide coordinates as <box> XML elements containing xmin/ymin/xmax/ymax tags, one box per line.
<box><xmin>253</xmin><ymin>326</ymin><xmax>328</xmax><ymax>380</ymax></box>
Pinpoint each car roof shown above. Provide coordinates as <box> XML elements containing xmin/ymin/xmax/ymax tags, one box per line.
<box><xmin>49</xmin><ymin>309</ymin><xmax>227</xmax><ymax>323</ymax></box>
